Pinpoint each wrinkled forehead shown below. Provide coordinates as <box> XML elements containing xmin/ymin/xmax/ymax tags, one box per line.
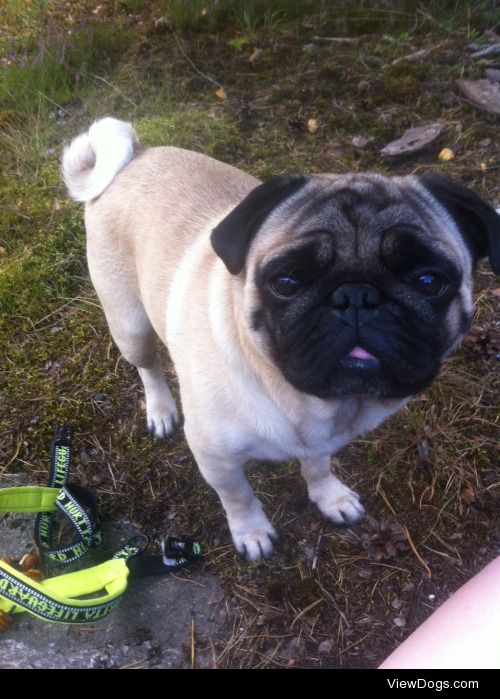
<box><xmin>248</xmin><ymin>173</ymin><xmax>470</xmax><ymax>270</ymax></box>
<box><xmin>286</xmin><ymin>173</ymin><xmax>404</xmax><ymax>227</ymax></box>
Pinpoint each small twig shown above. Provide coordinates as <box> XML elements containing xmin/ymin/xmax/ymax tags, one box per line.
<box><xmin>169</xmin><ymin>27</ymin><xmax>224</xmax><ymax>91</ymax></box>
<box><xmin>392</xmin><ymin>40</ymin><xmax>448</xmax><ymax>65</ymax></box>
<box><xmin>470</xmin><ymin>44</ymin><xmax>500</xmax><ymax>60</ymax></box>
<box><xmin>290</xmin><ymin>598</ymin><xmax>323</xmax><ymax>630</ymax></box>
<box><xmin>107</xmin><ymin>461</ymin><xmax>117</xmax><ymax>489</ymax></box>
<box><xmin>209</xmin><ymin>638</ymin><xmax>218</xmax><ymax>669</ymax></box>
<box><xmin>378</xmin><ymin>487</ymin><xmax>432</xmax><ymax>579</ymax></box>
<box><xmin>315</xmin><ymin>579</ymin><xmax>348</xmax><ymax>625</ymax></box>
<box><xmin>312</xmin><ymin>36</ymin><xmax>358</xmax><ymax>44</ymax></box>
<box><xmin>90</xmin><ymin>74</ymin><xmax>138</xmax><ymax>107</ymax></box>
<box><xmin>170</xmin><ymin>572</ymin><xmax>207</xmax><ymax>587</ymax></box>
<box><xmin>2</xmin><ymin>440</ymin><xmax>22</xmax><ymax>474</ymax></box>
<box><xmin>119</xmin><ymin>657</ymin><xmax>148</xmax><ymax>669</ymax></box>
<box><xmin>339</xmin><ymin>629</ymin><xmax>375</xmax><ymax>656</ymax></box>
<box><xmin>191</xmin><ymin>617</ymin><xmax>196</xmax><ymax>669</ymax></box>
<box><xmin>312</xmin><ymin>532</ymin><xmax>322</xmax><ymax>570</ymax></box>
<box><xmin>34</xmin><ymin>298</ymin><xmax>83</xmax><ymax>327</ymax></box>
<box><xmin>36</xmin><ymin>91</ymin><xmax>70</xmax><ymax>115</ymax></box>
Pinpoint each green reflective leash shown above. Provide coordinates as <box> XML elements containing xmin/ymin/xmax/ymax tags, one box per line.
<box><xmin>34</xmin><ymin>425</ymin><xmax>103</xmax><ymax>565</ymax></box>
<box><xmin>0</xmin><ymin>426</ymin><xmax>202</xmax><ymax>625</ymax></box>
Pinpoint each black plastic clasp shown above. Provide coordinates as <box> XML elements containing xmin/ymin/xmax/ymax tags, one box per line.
<box><xmin>163</xmin><ymin>537</ymin><xmax>202</xmax><ymax>561</ymax></box>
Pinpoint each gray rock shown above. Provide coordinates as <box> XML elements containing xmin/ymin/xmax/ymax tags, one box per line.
<box><xmin>458</xmin><ymin>79</ymin><xmax>500</xmax><ymax>115</ymax></box>
<box><xmin>380</xmin><ymin>124</ymin><xmax>445</xmax><ymax>160</ymax></box>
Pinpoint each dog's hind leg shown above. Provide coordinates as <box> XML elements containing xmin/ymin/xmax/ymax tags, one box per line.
<box><xmin>110</xmin><ymin>306</ymin><xmax>179</xmax><ymax>438</ymax></box>
<box><xmin>88</xmin><ymin>260</ymin><xmax>179</xmax><ymax>438</ymax></box>
<box><xmin>109</xmin><ymin>305</ymin><xmax>179</xmax><ymax>439</ymax></box>
<box><xmin>139</xmin><ymin>365</ymin><xmax>179</xmax><ymax>439</ymax></box>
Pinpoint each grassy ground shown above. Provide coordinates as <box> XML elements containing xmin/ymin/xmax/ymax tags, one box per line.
<box><xmin>1</xmin><ymin>1</ymin><xmax>499</xmax><ymax>668</ymax></box>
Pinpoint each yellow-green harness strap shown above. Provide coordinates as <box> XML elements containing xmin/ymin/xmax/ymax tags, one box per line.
<box><xmin>0</xmin><ymin>487</ymin><xmax>58</xmax><ymax>513</ymax></box>
<box><xmin>0</xmin><ymin>558</ymin><xmax>129</xmax><ymax>623</ymax></box>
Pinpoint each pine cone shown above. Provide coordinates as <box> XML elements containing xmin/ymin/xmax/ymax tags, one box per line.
<box><xmin>463</xmin><ymin>324</ymin><xmax>500</xmax><ymax>356</ymax></box>
<box><xmin>360</xmin><ymin>517</ymin><xmax>408</xmax><ymax>562</ymax></box>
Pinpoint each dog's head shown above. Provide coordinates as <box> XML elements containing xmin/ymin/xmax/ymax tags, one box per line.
<box><xmin>211</xmin><ymin>172</ymin><xmax>500</xmax><ymax>400</ymax></box>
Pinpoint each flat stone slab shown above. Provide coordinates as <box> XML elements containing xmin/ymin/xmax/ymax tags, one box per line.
<box><xmin>380</xmin><ymin>123</ymin><xmax>445</xmax><ymax>160</ymax></box>
<box><xmin>457</xmin><ymin>79</ymin><xmax>500</xmax><ymax>115</ymax></box>
<box><xmin>485</xmin><ymin>67</ymin><xmax>500</xmax><ymax>83</ymax></box>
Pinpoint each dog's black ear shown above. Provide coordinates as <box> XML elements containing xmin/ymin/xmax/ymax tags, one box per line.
<box><xmin>420</xmin><ymin>172</ymin><xmax>500</xmax><ymax>274</ymax></box>
<box><xmin>211</xmin><ymin>175</ymin><xmax>307</xmax><ymax>274</ymax></box>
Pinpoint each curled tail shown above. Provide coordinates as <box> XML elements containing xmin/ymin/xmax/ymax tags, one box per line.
<box><xmin>62</xmin><ymin>117</ymin><xmax>138</xmax><ymax>202</ymax></box>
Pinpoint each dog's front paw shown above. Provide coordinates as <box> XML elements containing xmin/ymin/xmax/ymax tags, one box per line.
<box><xmin>309</xmin><ymin>478</ymin><xmax>365</xmax><ymax>526</ymax></box>
<box><xmin>146</xmin><ymin>399</ymin><xmax>179</xmax><ymax>439</ymax></box>
<box><xmin>229</xmin><ymin>511</ymin><xmax>278</xmax><ymax>562</ymax></box>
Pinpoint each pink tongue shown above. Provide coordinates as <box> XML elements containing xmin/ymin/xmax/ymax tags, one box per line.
<box><xmin>348</xmin><ymin>346</ymin><xmax>376</xmax><ymax>361</ymax></box>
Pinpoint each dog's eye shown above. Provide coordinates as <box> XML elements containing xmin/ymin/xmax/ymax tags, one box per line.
<box><xmin>270</xmin><ymin>275</ymin><xmax>300</xmax><ymax>299</ymax></box>
<box><xmin>414</xmin><ymin>273</ymin><xmax>447</xmax><ymax>297</ymax></box>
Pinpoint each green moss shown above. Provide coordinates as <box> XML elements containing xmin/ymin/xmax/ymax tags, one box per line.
<box><xmin>136</xmin><ymin>111</ymin><xmax>243</xmax><ymax>158</ymax></box>
<box><xmin>0</xmin><ymin>212</ymin><xmax>85</xmax><ymax>337</ymax></box>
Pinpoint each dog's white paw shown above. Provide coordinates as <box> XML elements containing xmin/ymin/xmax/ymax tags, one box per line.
<box><xmin>146</xmin><ymin>398</ymin><xmax>179</xmax><ymax>439</ymax></box>
<box><xmin>138</xmin><ymin>366</ymin><xmax>179</xmax><ymax>439</ymax></box>
<box><xmin>309</xmin><ymin>478</ymin><xmax>365</xmax><ymax>526</ymax></box>
<box><xmin>147</xmin><ymin>411</ymin><xmax>178</xmax><ymax>439</ymax></box>
<box><xmin>229</xmin><ymin>511</ymin><xmax>278</xmax><ymax>562</ymax></box>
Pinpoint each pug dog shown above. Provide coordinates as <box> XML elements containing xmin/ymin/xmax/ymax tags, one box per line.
<box><xmin>62</xmin><ymin>117</ymin><xmax>500</xmax><ymax>561</ymax></box>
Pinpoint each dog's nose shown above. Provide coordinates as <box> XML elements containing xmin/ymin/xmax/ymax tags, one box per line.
<box><xmin>331</xmin><ymin>283</ymin><xmax>381</xmax><ymax>326</ymax></box>
<box><xmin>331</xmin><ymin>283</ymin><xmax>381</xmax><ymax>310</ymax></box>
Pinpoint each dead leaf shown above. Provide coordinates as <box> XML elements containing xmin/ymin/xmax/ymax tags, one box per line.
<box><xmin>0</xmin><ymin>611</ymin><xmax>13</xmax><ymax>631</ymax></box>
<box><xmin>215</xmin><ymin>87</ymin><xmax>227</xmax><ymax>100</ymax></box>
<box><xmin>438</xmin><ymin>147</ymin><xmax>454</xmax><ymax>161</ymax></box>
<box><xmin>307</xmin><ymin>118</ymin><xmax>319</xmax><ymax>134</ymax></box>
<box><xmin>461</xmin><ymin>482</ymin><xmax>476</xmax><ymax>504</ymax></box>
<box><xmin>351</xmin><ymin>135</ymin><xmax>370</xmax><ymax>149</ymax></box>
<box><xmin>318</xmin><ymin>639</ymin><xmax>333</xmax><ymax>654</ymax></box>
<box><xmin>248</xmin><ymin>47</ymin><xmax>263</xmax><ymax>63</ymax></box>
<box><xmin>489</xmin><ymin>288</ymin><xmax>500</xmax><ymax>298</ymax></box>
<box><xmin>24</xmin><ymin>569</ymin><xmax>43</xmax><ymax>581</ymax></box>
<box><xmin>324</xmin><ymin>144</ymin><xmax>346</xmax><ymax>158</ymax></box>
